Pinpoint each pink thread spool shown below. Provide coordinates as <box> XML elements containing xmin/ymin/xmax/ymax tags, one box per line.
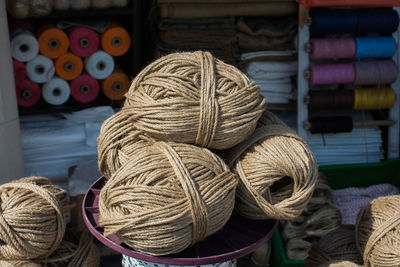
<box><xmin>309</xmin><ymin>38</ymin><xmax>356</xmax><ymax>60</ymax></box>
<box><xmin>354</xmin><ymin>60</ymin><xmax>398</xmax><ymax>85</ymax></box>
<box><xmin>309</xmin><ymin>63</ymin><xmax>355</xmax><ymax>85</ymax></box>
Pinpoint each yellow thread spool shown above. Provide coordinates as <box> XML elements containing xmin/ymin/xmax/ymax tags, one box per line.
<box><xmin>353</xmin><ymin>87</ymin><xmax>396</xmax><ymax>110</ymax></box>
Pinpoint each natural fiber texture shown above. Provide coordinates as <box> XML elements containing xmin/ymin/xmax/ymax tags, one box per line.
<box><xmin>98</xmin><ymin>114</ymin><xmax>237</xmax><ymax>256</ymax></box>
<box><xmin>0</xmin><ymin>176</ymin><xmax>70</xmax><ymax>260</ymax></box>
<box><xmin>226</xmin><ymin>110</ymin><xmax>318</xmax><ymax>220</ymax></box>
<box><xmin>0</xmin><ymin>260</ymin><xmax>41</xmax><ymax>267</ymax></box>
<box><xmin>307</xmin><ymin>172</ymin><xmax>331</xmax><ymax>206</ymax></box>
<box><xmin>286</xmin><ymin>238</ymin><xmax>313</xmax><ymax>260</ymax></box>
<box><xmin>307</xmin><ymin>225</ymin><xmax>363</xmax><ymax>267</ymax></box>
<box><xmin>38</xmin><ymin>228</ymin><xmax>99</xmax><ymax>267</ymax></box>
<box><xmin>123</xmin><ymin>51</ymin><xmax>265</xmax><ymax>150</ymax></box>
<box><xmin>355</xmin><ymin>195</ymin><xmax>400</xmax><ymax>267</ymax></box>
<box><xmin>316</xmin><ymin>261</ymin><xmax>363</xmax><ymax>267</ymax></box>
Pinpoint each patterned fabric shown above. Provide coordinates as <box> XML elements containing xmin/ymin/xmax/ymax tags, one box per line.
<box><xmin>122</xmin><ymin>255</ymin><xmax>237</xmax><ymax>267</ymax></box>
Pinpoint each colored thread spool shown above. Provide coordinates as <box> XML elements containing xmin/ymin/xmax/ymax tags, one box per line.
<box><xmin>357</xmin><ymin>8</ymin><xmax>399</xmax><ymax>34</ymax></box>
<box><xmin>307</xmin><ymin>90</ymin><xmax>354</xmax><ymax>109</ymax></box>
<box><xmin>354</xmin><ymin>60</ymin><xmax>398</xmax><ymax>85</ymax></box>
<box><xmin>38</xmin><ymin>26</ymin><xmax>69</xmax><ymax>59</ymax></box>
<box><xmin>68</xmin><ymin>27</ymin><xmax>100</xmax><ymax>57</ymax></box>
<box><xmin>102</xmin><ymin>70</ymin><xmax>130</xmax><ymax>100</ymax></box>
<box><xmin>15</xmin><ymin>79</ymin><xmax>41</xmax><ymax>107</ymax></box>
<box><xmin>70</xmin><ymin>73</ymin><xmax>100</xmax><ymax>103</ymax></box>
<box><xmin>305</xmin><ymin>116</ymin><xmax>395</xmax><ymax>134</ymax></box>
<box><xmin>42</xmin><ymin>77</ymin><xmax>71</xmax><ymax>106</ymax></box>
<box><xmin>310</xmin><ymin>8</ymin><xmax>358</xmax><ymax>35</ymax></box>
<box><xmin>355</xmin><ymin>37</ymin><xmax>396</xmax><ymax>59</ymax></box>
<box><xmin>13</xmin><ymin>59</ymin><xmax>27</xmax><ymax>81</ymax></box>
<box><xmin>309</xmin><ymin>38</ymin><xmax>355</xmax><ymax>59</ymax></box>
<box><xmin>353</xmin><ymin>88</ymin><xmax>396</xmax><ymax>110</ymax></box>
<box><xmin>308</xmin><ymin>63</ymin><xmax>355</xmax><ymax>85</ymax></box>
<box><xmin>101</xmin><ymin>24</ymin><xmax>131</xmax><ymax>56</ymax></box>
<box><xmin>84</xmin><ymin>50</ymin><xmax>115</xmax><ymax>79</ymax></box>
<box><xmin>55</xmin><ymin>53</ymin><xmax>83</xmax><ymax>80</ymax></box>
<box><xmin>10</xmin><ymin>28</ymin><xmax>39</xmax><ymax>62</ymax></box>
<box><xmin>26</xmin><ymin>55</ymin><xmax>55</xmax><ymax>83</ymax></box>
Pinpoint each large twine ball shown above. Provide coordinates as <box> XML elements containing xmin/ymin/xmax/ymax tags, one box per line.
<box><xmin>316</xmin><ymin>261</ymin><xmax>363</xmax><ymax>267</ymax></box>
<box><xmin>0</xmin><ymin>176</ymin><xmax>70</xmax><ymax>260</ymax></box>
<box><xmin>307</xmin><ymin>225</ymin><xmax>363</xmax><ymax>267</ymax></box>
<box><xmin>122</xmin><ymin>51</ymin><xmax>266</xmax><ymax>150</ymax></box>
<box><xmin>355</xmin><ymin>195</ymin><xmax>400</xmax><ymax>267</ymax></box>
<box><xmin>226</xmin><ymin>110</ymin><xmax>318</xmax><ymax>220</ymax></box>
<box><xmin>98</xmin><ymin>112</ymin><xmax>237</xmax><ymax>256</ymax></box>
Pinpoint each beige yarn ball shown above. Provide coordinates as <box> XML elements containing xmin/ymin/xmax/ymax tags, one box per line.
<box><xmin>307</xmin><ymin>225</ymin><xmax>363</xmax><ymax>267</ymax></box>
<box><xmin>0</xmin><ymin>176</ymin><xmax>69</xmax><ymax>260</ymax></box>
<box><xmin>122</xmin><ymin>51</ymin><xmax>266</xmax><ymax>150</ymax></box>
<box><xmin>355</xmin><ymin>195</ymin><xmax>400</xmax><ymax>267</ymax></box>
<box><xmin>98</xmin><ymin>115</ymin><xmax>237</xmax><ymax>256</ymax></box>
<box><xmin>226</xmin><ymin>110</ymin><xmax>318</xmax><ymax>220</ymax></box>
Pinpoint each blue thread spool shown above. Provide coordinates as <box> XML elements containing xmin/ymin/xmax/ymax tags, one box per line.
<box><xmin>357</xmin><ymin>8</ymin><xmax>399</xmax><ymax>34</ymax></box>
<box><xmin>355</xmin><ymin>37</ymin><xmax>397</xmax><ymax>59</ymax></box>
<box><xmin>311</xmin><ymin>8</ymin><xmax>358</xmax><ymax>36</ymax></box>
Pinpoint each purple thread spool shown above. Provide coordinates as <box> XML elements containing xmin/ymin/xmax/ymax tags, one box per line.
<box><xmin>310</xmin><ymin>38</ymin><xmax>356</xmax><ymax>60</ymax></box>
<box><xmin>310</xmin><ymin>63</ymin><xmax>355</xmax><ymax>85</ymax></box>
<box><xmin>354</xmin><ymin>60</ymin><xmax>398</xmax><ymax>85</ymax></box>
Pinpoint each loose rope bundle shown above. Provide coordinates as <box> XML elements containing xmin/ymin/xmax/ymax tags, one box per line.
<box><xmin>226</xmin><ymin>110</ymin><xmax>318</xmax><ymax>220</ymax></box>
<box><xmin>355</xmin><ymin>195</ymin><xmax>400</xmax><ymax>267</ymax></box>
<box><xmin>0</xmin><ymin>176</ymin><xmax>70</xmax><ymax>260</ymax></box>
<box><xmin>98</xmin><ymin>112</ymin><xmax>237</xmax><ymax>256</ymax></box>
<box><xmin>307</xmin><ymin>225</ymin><xmax>363</xmax><ymax>267</ymax></box>
<box><xmin>39</xmin><ymin>229</ymin><xmax>99</xmax><ymax>267</ymax></box>
<box><xmin>122</xmin><ymin>51</ymin><xmax>266</xmax><ymax>150</ymax></box>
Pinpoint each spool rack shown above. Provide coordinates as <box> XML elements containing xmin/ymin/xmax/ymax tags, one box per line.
<box><xmin>296</xmin><ymin>4</ymin><xmax>400</xmax><ymax>159</ymax></box>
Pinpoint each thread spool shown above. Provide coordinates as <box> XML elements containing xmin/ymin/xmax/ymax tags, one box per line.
<box><xmin>309</xmin><ymin>38</ymin><xmax>355</xmax><ymax>60</ymax></box>
<box><xmin>305</xmin><ymin>116</ymin><xmax>395</xmax><ymax>134</ymax></box>
<box><xmin>101</xmin><ymin>69</ymin><xmax>130</xmax><ymax>100</ymax></box>
<box><xmin>37</xmin><ymin>25</ymin><xmax>69</xmax><ymax>59</ymax></box>
<box><xmin>84</xmin><ymin>50</ymin><xmax>114</xmax><ymax>79</ymax></box>
<box><xmin>123</xmin><ymin>51</ymin><xmax>265</xmax><ymax>150</ymax></box>
<box><xmin>15</xmin><ymin>79</ymin><xmax>41</xmax><ymax>107</ymax></box>
<box><xmin>13</xmin><ymin>59</ymin><xmax>27</xmax><ymax>81</ymax></box>
<box><xmin>70</xmin><ymin>73</ymin><xmax>100</xmax><ymax>103</ymax></box>
<box><xmin>353</xmin><ymin>87</ymin><xmax>396</xmax><ymax>110</ymax></box>
<box><xmin>355</xmin><ymin>195</ymin><xmax>400</xmax><ymax>267</ymax></box>
<box><xmin>310</xmin><ymin>8</ymin><xmax>358</xmax><ymax>35</ymax></box>
<box><xmin>26</xmin><ymin>55</ymin><xmax>55</xmax><ymax>83</ymax></box>
<box><xmin>225</xmin><ymin>111</ymin><xmax>318</xmax><ymax>220</ymax></box>
<box><xmin>354</xmin><ymin>60</ymin><xmax>398</xmax><ymax>85</ymax></box>
<box><xmin>55</xmin><ymin>52</ymin><xmax>83</xmax><ymax>80</ymax></box>
<box><xmin>308</xmin><ymin>225</ymin><xmax>363</xmax><ymax>267</ymax></box>
<box><xmin>355</xmin><ymin>37</ymin><xmax>396</xmax><ymax>59</ymax></box>
<box><xmin>42</xmin><ymin>77</ymin><xmax>71</xmax><ymax>105</ymax></box>
<box><xmin>0</xmin><ymin>177</ymin><xmax>70</xmax><ymax>260</ymax></box>
<box><xmin>97</xmin><ymin>111</ymin><xmax>237</xmax><ymax>256</ymax></box>
<box><xmin>68</xmin><ymin>27</ymin><xmax>100</xmax><ymax>57</ymax></box>
<box><xmin>357</xmin><ymin>8</ymin><xmax>399</xmax><ymax>34</ymax></box>
<box><xmin>101</xmin><ymin>23</ymin><xmax>131</xmax><ymax>56</ymax></box>
<box><xmin>10</xmin><ymin>28</ymin><xmax>39</xmax><ymax>62</ymax></box>
<box><xmin>309</xmin><ymin>63</ymin><xmax>355</xmax><ymax>85</ymax></box>
<box><xmin>306</xmin><ymin>90</ymin><xmax>354</xmax><ymax>110</ymax></box>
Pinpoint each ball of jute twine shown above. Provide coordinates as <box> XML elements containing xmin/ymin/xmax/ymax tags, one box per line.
<box><xmin>225</xmin><ymin>110</ymin><xmax>318</xmax><ymax>220</ymax></box>
<box><xmin>355</xmin><ymin>195</ymin><xmax>400</xmax><ymax>267</ymax></box>
<box><xmin>122</xmin><ymin>51</ymin><xmax>266</xmax><ymax>150</ymax></box>
<box><xmin>316</xmin><ymin>261</ymin><xmax>363</xmax><ymax>267</ymax></box>
<box><xmin>98</xmin><ymin>114</ymin><xmax>237</xmax><ymax>256</ymax></box>
<box><xmin>0</xmin><ymin>176</ymin><xmax>71</xmax><ymax>260</ymax></box>
<box><xmin>307</xmin><ymin>225</ymin><xmax>363</xmax><ymax>267</ymax></box>
<box><xmin>38</xmin><ymin>228</ymin><xmax>99</xmax><ymax>267</ymax></box>
<box><xmin>0</xmin><ymin>260</ymin><xmax>41</xmax><ymax>267</ymax></box>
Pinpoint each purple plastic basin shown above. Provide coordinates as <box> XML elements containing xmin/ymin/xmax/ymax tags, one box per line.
<box><xmin>83</xmin><ymin>176</ymin><xmax>278</xmax><ymax>265</ymax></box>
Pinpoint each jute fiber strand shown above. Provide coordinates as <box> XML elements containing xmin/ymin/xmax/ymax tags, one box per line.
<box><xmin>98</xmin><ymin>117</ymin><xmax>237</xmax><ymax>256</ymax></box>
<box><xmin>226</xmin><ymin>110</ymin><xmax>318</xmax><ymax>220</ymax></box>
<box><xmin>286</xmin><ymin>238</ymin><xmax>313</xmax><ymax>260</ymax></box>
<box><xmin>0</xmin><ymin>260</ymin><xmax>41</xmax><ymax>267</ymax></box>
<box><xmin>0</xmin><ymin>176</ymin><xmax>70</xmax><ymax>260</ymax></box>
<box><xmin>355</xmin><ymin>195</ymin><xmax>400</xmax><ymax>267</ymax></box>
<box><xmin>316</xmin><ymin>261</ymin><xmax>363</xmax><ymax>267</ymax></box>
<box><xmin>307</xmin><ymin>225</ymin><xmax>363</xmax><ymax>267</ymax></box>
<box><xmin>38</xmin><ymin>228</ymin><xmax>99</xmax><ymax>267</ymax></box>
<box><xmin>122</xmin><ymin>51</ymin><xmax>266</xmax><ymax>150</ymax></box>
